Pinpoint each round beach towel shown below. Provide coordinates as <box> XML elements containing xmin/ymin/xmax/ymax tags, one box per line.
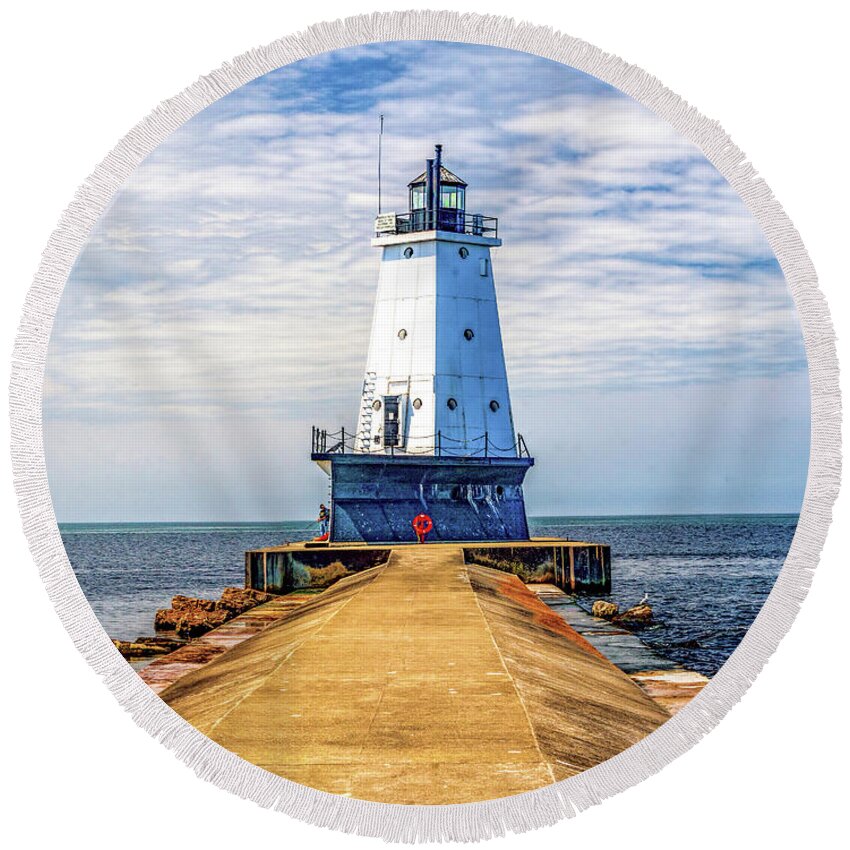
<box><xmin>10</xmin><ymin>11</ymin><xmax>839</xmax><ymax>842</ymax></box>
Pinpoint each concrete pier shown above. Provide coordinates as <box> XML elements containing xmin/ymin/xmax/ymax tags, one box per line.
<box><xmin>245</xmin><ymin>537</ymin><xmax>611</xmax><ymax>596</ymax></box>
<box><xmin>163</xmin><ymin>546</ymin><xmax>665</xmax><ymax>804</ymax></box>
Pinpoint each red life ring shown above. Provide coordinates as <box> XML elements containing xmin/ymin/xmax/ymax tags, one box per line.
<box><xmin>412</xmin><ymin>513</ymin><xmax>434</xmax><ymax>541</ymax></box>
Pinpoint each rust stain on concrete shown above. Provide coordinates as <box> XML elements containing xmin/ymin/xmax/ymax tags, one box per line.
<box><xmin>492</xmin><ymin>574</ymin><xmax>609</xmax><ymax>661</ymax></box>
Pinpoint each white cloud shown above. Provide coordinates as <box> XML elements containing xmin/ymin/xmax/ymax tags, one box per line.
<box><xmin>43</xmin><ymin>42</ymin><xmax>808</xmax><ymax>519</ymax></box>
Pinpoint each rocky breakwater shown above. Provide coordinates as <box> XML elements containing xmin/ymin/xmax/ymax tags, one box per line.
<box><xmin>111</xmin><ymin>635</ymin><xmax>184</xmax><ymax>660</ymax></box>
<box><xmin>591</xmin><ymin>599</ymin><xmax>654</xmax><ymax>628</ymax></box>
<box><xmin>113</xmin><ymin>587</ymin><xmax>280</xmax><ymax>661</ymax></box>
<box><xmin>140</xmin><ymin>589</ymin><xmax>312</xmax><ymax>694</ymax></box>
<box><xmin>154</xmin><ymin>587</ymin><xmax>278</xmax><ymax>639</ymax></box>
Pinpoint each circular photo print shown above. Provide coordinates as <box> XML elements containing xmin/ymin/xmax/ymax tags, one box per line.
<box><xmin>19</xmin><ymin>16</ymin><xmax>833</xmax><ymax>839</ymax></box>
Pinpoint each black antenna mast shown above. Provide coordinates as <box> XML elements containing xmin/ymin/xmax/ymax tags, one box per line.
<box><xmin>377</xmin><ymin>114</ymin><xmax>384</xmax><ymax>215</ymax></box>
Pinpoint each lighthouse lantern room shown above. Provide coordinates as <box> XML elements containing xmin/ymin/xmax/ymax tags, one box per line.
<box><xmin>312</xmin><ymin>145</ymin><xmax>534</xmax><ymax>543</ymax></box>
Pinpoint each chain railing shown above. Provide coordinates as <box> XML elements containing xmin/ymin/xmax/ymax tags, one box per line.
<box><xmin>311</xmin><ymin>426</ymin><xmax>531</xmax><ymax>459</ymax></box>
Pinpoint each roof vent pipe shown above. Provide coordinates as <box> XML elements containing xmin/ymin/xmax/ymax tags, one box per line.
<box><xmin>434</xmin><ymin>144</ymin><xmax>442</xmax><ymax>227</ymax></box>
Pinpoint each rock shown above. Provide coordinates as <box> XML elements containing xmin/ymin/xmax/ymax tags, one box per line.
<box><xmin>154</xmin><ymin>608</ymin><xmax>181</xmax><ymax>631</ymax></box>
<box><xmin>157</xmin><ymin>588</ymin><xmax>275</xmax><ymax>637</ymax></box>
<box><xmin>614</xmin><ymin>604</ymin><xmax>653</xmax><ymax>628</ymax></box>
<box><xmin>172</xmin><ymin>594</ymin><xmax>217</xmax><ymax>612</ymax></box>
<box><xmin>134</xmin><ymin>636</ymin><xmax>184</xmax><ymax>652</ymax></box>
<box><xmin>224</xmin><ymin>586</ymin><xmax>274</xmax><ymax>604</ymax></box>
<box><xmin>217</xmin><ymin>587</ymin><xmax>274</xmax><ymax>614</ymax></box>
<box><xmin>175</xmin><ymin>609</ymin><xmax>229</xmax><ymax>639</ymax></box>
<box><xmin>217</xmin><ymin>589</ymin><xmax>255</xmax><ymax>614</ymax></box>
<box><xmin>215</xmin><ymin>598</ymin><xmax>249</xmax><ymax>616</ymax></box>
<box><xmin>592</xmin><ymin>600</ymin><xmax>619</xmax><ymax>619</ymax></box>
<box><xmin>113</xmin><ymin>639</ymin><xmax>171</xmax><ymax>659</ymax></box>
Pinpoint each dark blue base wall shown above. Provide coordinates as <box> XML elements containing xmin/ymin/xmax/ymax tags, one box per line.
<box><xmin>322</xmin><ymin>454</ymin><xmax>534</xmax><ymax>543</ymax></box>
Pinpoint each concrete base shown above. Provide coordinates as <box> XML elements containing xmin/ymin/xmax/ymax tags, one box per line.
<box><xmin>313</xmin><ymin>453</ymin><xmax>534</xmax><ymax>543</ymax></box>
<box><xmin>246</xmin><ymin>538</ymin><xmax>611</xmax><ymax>595</ymax></box>
<box><xmin>464</xmin><ymin>541</ymin><xmax>611</xmax><ymax>594</ymax></box>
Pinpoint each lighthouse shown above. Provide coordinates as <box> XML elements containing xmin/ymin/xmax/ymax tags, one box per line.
<box><xmin>312</xmin><ymin>145</ymin><xmax>534</xmax><ymax>542</ymax></box>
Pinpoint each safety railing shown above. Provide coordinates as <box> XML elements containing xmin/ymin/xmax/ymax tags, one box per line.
<box><xmin>374</xmin><ymin>210</ymin><xmax>498</xmax><ymax>239</ymax></box>
<box><xmin>311</xmin><ymin>426</ymin><xmax>531</xmax><ymax>459</ymax></box>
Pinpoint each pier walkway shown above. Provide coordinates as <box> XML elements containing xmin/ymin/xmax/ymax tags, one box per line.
<box><xmin>161</xmin><ymin>546</ymin><xmax>669</xmax><ymax>804</ymax></box>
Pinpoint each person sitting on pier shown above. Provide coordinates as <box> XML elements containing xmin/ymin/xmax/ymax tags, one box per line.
<box><xmin>317</xmin><ymin>503</ymin><xmax>330</xmax><ymax>538</ymax></box>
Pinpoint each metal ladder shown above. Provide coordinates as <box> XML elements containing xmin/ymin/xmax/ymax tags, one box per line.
<box><xmin>357</xmin><ymin>371</ymin><xmax>378</xmax><ymax>451</ymax></box>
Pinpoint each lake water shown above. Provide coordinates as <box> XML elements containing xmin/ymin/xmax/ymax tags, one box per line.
<box><xmin>59</xmin><ymin>514</ymin><xmax>797</xmax><ymax>677</ymax></box>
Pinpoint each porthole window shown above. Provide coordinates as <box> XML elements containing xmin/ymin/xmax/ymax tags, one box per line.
<box><xmin>412</xmin><ymin>398</ymin><xmax>422</xmax><ymax>410</ymax></box>
<box><xmin>372</xmin><ymin>399</ymin><xmax>382</xmax><ymax>411</ymax></box>
<box><xmin>458</xmin><ymin>247</ymin><xmax>469</xmax><ymax>259</ymax></box>
<box><xmin>403</xmin><ymin>246</ymin><xmax>414</xmax><ymax>259</ymax></box>
<box><xmin>397</xmin><ymin>328</ymin><xmax>408</xmax><ymax>340</ymax></box>
<box><xmin>489</xmin><ymin>400</ymin><xmax>500</xmax><ymax>412</ymax></box>
<box><xmin>463</xmin><ymin>328</ymin><xmax>475</xmax><ymax>341</ymax></box>
<box><xmin>446</xmin><ymin>398</ymin><xmax>458</xmax><ymax>411</ymax></box>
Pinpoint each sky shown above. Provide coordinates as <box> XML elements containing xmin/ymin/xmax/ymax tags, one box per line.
<box><xmin>43</xmin><ymin>41</ymin><xmax>810</xmax><ymax>522</ymax></box>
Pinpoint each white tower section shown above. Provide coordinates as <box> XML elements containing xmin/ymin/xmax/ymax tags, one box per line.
<box><xmin>357</xmin><ymin>208</ymin><xmax>516</xmax><ymax>459</ymax></box>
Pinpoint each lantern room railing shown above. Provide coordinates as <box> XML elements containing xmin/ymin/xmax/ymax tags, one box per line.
<box><xmin>375</xmin><ymin>210</ymin><xmax>498</xmax><ymax>238</ymax></box>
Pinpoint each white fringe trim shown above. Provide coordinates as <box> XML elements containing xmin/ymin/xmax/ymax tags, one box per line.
<box><xmin>8</xmin><ymin>10</ymin><xmax>841</xmax><ymax>843</ymax></box>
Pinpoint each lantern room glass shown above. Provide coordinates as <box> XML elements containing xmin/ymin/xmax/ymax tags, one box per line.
<box><xmin>440</xmin><ymin>186</ymin><xmax>465</xmax><ymax>210</ymax></box>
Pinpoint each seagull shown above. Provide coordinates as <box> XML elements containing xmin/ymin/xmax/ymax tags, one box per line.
<box><xmin>638</xmin><ymin>592</ymin><xmax>649</xmax><ymax>606</ymax></box>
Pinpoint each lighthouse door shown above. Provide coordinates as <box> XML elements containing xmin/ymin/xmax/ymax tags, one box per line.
<box><xmin>383</xmin><ymin>396</ymin><xmax>401</xmax><ymax>447</ymax></box>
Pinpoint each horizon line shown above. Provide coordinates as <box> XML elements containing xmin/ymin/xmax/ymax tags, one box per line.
<box><xmin>57</xmin><ymin>510</ymin><xmax>802</xmax><ymax>526</ymax></box>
